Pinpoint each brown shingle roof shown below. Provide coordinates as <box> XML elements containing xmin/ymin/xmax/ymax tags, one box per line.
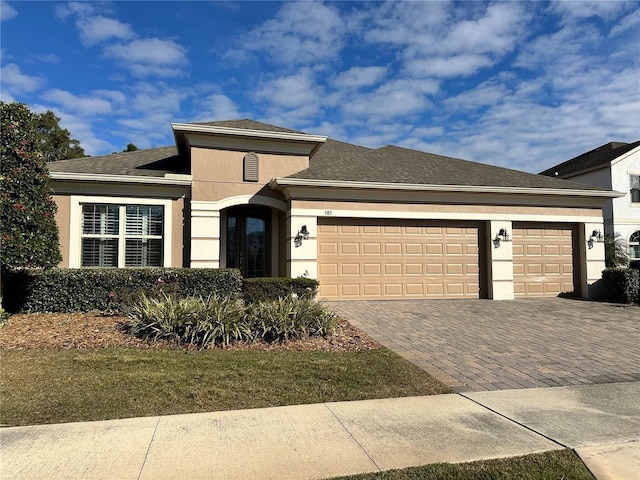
<box><xmin>291</xmin><ymin>142</ymin><xmax>601</xmax><ymax>191</ymax></box>
<box><xmin>47</xmin><ymin>119</ymin><xmax>605</xmax><ymax>191</ymax></box>
<box><xmin>47</xmin><ymin>146</ymin><xmax>186</xmax><ymax>177</ymax></box>
<box><xmin>540</xmin><ymin>141</ymin><xmax>640</xmax><ymax>178</ymax></box>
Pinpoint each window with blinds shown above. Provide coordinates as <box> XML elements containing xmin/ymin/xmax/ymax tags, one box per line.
<box><xmin>630</xmin><ymin>175</ymin><xmax>639</xmax><ymax>203</ymax></box>
<box><xmin>81</xmin><ymin>204</ymin><xmax>163</xmax><ymax>267</ymax></box>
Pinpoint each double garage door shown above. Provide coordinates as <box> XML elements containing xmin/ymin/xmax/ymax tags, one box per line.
<box><xmin>317</xmin><ymin>219</ymin><xmax>481</xmax><ymax>300</ymax></box>
<box><xmin>317</xmin><ymin>219</ymin><xmax>575</xmax><ymax>300</ymax></box>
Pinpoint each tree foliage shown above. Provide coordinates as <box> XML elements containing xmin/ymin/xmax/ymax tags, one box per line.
<box><xmin>35</xmin><ymin>110</ymin><xmax>86</xmax><ymax>162</ymax></box>
<box><xmin>0</xmin><ymin>101</ymin><xmax>62</xmax><ymax>269</ymax></box>
<box><xmin>604</xmin><ymin>233</ymin><xmax>629</xmax><ymax>268</ymax></box>
<box><xmin>124</xmin><ymin>143</ymin><xmax>139</xmax><ymax>152</ymax></box>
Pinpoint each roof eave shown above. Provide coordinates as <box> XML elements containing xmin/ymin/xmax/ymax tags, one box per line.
<box><xmin>270</xmin><ymin>177</ymin><xmax>623</xmax><ymax>198</ymax></box>
<box><xmin>171</xmin><ymin>123</ymin><xmax>327</xmax><ymax>159</ymax></box>
<box><xmin>49</xmin><ymin>172</ymin><xmax>193</xmax><ymax>186</ymax></box>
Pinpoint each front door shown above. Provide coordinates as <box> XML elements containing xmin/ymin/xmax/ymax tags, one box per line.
<box><xmin>226</xmin><ymin>207</ymin><xmax>270</xmax><ymax>278</ymax></box>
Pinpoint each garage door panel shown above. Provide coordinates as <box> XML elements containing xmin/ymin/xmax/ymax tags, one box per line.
<box><xmin>318</xmin><ymin>219</ymin><xmax>479</xmax><ymax>300</ymax></box>
<box><xmin>513</xmin><ymin>224</ymin><xmax>574</xmax><ymax>298</ymax></box>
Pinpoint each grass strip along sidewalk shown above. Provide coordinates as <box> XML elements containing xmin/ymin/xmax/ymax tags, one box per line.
<box><xmin>1</xmin><ymin>348</ymin><xmax>450</xmax><ymax>427</ymax></box>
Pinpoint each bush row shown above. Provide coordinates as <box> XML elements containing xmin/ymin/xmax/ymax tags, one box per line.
<box><xmin>602</xmin><ymin>268</ymin><xmax>640</xmax><ymax>304</ymax></box>
<box><xmin>2</xmin><ymin>268</ymin><xmax>320</xmax><ymax>313</ymax></box>
<box><xmin>127</xmin><ymin>294</ymin><xmax>336</xmax><ymax>347</ymax></box>
<box><xmin>242</xmin><ymin>276</ymin><xmax>319</xmax><ymax>303</ymax></box>
<box><xmin>3</xmin><ymin>268</ymin><xmax>242</xmax><ymax>313</ymax></box>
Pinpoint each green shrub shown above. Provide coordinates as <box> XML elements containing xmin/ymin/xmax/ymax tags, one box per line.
<box><xmin>242</xmin><ymin>277</ymin><xmax>319</xmax><ymax>303</ymax></box>
<box><xmin>127</xmin><ymin>294</ymin><xmax>248</xmax><ymax>347</ymax></box>
<box><xmin>248</xmin><ymin>296</ymin><xmax>336</xmax><ymax>342</ymax></box>
<box><xmin>126</xmin><ymin>294</ymin><xmax>336</xmax><ymax>348</ymax></box>
<box><xmin>602</xmin><ymin>268</ymin><xmax>640</xmax><ymax>304</ymax></box>
<box><xmin>3</xmin><ymin>268</ymin><xmax>242</xmax><ymax>313</ymax></box>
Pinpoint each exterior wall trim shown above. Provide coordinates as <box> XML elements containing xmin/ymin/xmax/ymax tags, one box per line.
<box><xmin>272</xmin><ymin>178</ymin><xmax>622</xmax><ymax>198</ymax></box>
<box><xmin>195</xmin><ymin>195</ymin><xmax>287</xmax><ymax>212</ymax></box>
<box><xmin>50</xmin><ymin>172</ymin><xmax>193</xmax><ymax>186</ymax></box>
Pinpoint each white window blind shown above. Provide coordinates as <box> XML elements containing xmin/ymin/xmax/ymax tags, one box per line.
<box><xmin>80</xmin><ymin>204</ymin><xmax>163</xmax><ymax>267</ymax></box>
<box><xmin>630</xmin><ymin>175</ymin><xmax>639</xmax><ymax>203</ymax></box>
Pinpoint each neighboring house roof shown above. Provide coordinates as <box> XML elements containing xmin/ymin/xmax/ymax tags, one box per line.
<box><xmin>47</xmin><ymin>119</ymin><xmax>604</xmax><ymax>192</ymax></box>
<box><xmin>539</xmin><ymin>141</ymin><xmax>640</xmax><ymax>178</ymax></box>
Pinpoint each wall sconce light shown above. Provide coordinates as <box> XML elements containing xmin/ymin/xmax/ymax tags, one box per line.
<box><xmin>493</xmin><ymin>228</ymin><xmax>511</xmax><ymax>248</ymax></box>
<box><xmin>294</xmin><ymin>225</ymin><xmax>310</xmax><ymax>247</ymax></box>
<box><xmin>587</xmin><ymin>230</ymin><xmax>604</xmax><ymax>249</ymax></box>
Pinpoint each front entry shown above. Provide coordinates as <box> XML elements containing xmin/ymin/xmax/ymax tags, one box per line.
<box><xmin>226</xmin><ymin>206</ymin><xmax>271</xmax><ymax>278</ymax></box>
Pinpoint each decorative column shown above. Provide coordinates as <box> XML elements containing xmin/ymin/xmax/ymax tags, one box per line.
<box><xmin>578</xmin><ymin>222</ymin><xmax>606</xmax><ymax>298</ymax></box>
<box><xmin>487</xmin><ymin>220</ymin><xmax>514</xmax><ymax>300</ymax></box>
<box><xmin>190</xmin><ymin>201</ymin><xmax>220</xmax><ymax>268</ymax></box>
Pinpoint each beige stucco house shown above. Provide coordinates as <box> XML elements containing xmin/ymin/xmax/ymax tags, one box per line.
<box><xmin>48</xmin><ymin>120</ymin><xmax>620</xmax><ymax>301</ymax></box>
<box><xmin>540</xmin><ymin>141</ymin><xmax>640</xmax><ymax>261</ymax></box>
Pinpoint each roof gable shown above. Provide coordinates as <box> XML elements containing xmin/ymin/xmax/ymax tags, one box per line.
<box><xmin>540</xmin><ymin>141</ymin><xmax>640</xmax><ymax>178</ymax></box>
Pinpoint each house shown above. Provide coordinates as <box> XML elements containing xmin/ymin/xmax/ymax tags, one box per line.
<box><xmin>47</xmin><ymin>119</ymin><xmax>621</xmax><ymax>301</ymax></box>
<box><xmin>540</xmin><ymin>141</ymin><xmax>640</xmax><ymax>261</ymax></box>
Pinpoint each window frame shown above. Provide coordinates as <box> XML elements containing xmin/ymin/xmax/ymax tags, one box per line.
<box><xmin>630</xmin><ymin>174</ymin><xmax>640</xmax><ymax>204</ymax></box>
<box><xmin>70</xmin><ymin>196</ymin><xmax>172</xmax><ymax>268</ymax></box>
<box><xmin>630</xmin><ymin>230</ymin><xmax>640</xmax><ymax>260</ymax></box>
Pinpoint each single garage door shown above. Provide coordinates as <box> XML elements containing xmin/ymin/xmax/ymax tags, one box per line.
<box><xmin>317</xmin><ymin>219</ymin><xmax>480</xmax><ymax>300</ymax></box>
<box><xmin>512</xmin><ymin>224</ymin><xmax>575</xmax><ymax>297</ymax></box>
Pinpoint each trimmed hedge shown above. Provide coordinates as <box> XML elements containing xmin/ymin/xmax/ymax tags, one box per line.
<box><xmin>3</xmin><ymin>268</ymin><xmax>243</xmax><ymax>313</ymax></box>
<box><xmin>242</xmin><ymin>277</ymin><xmax>319</xmax><ymax>303</ymax></box>
<box><xmin>602</xmin><ymin>268</ymin><xmax>640</xmax><ymax>304</ymax></box>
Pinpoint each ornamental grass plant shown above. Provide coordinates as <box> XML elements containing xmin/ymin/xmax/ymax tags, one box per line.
<box><xmin>127</xmin><ymin>294</ymin><xmax>337</xmax><ymax>348</ymax></box>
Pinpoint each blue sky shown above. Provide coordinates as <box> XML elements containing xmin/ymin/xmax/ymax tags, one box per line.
<box><xmin>1</xmin><ymin>1</ymin><xmax>639</xmax><ymax>173</ymax></box>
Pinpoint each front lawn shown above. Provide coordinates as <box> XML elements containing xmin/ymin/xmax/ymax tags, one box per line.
<box><xmin>1</xmin><ymin>346</ymin><xmax>450</xmax><ymax>427</ymax></box>
<box><xmin>332</xmin><ymin>449</ymin><xmax>596</xmax><ymax>480</ymax></box>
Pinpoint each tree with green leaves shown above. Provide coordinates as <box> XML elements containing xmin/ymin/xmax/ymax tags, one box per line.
<box><xmin>124</xmin><ymin>143</ymin><xmax>139</xmax><ymax>152</ymax></box>
<box><xmin>34</xmin><ymin>109</ymin><xmax>86</xmax><ymax>161</ymax></box>
<box><xmin>1</xmin><ymin>101</ymin><xmax>62</xmax><ymax>283</ymax></box>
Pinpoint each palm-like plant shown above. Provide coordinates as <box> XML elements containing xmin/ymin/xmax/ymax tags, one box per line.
<box><xmin>604</xmin><ymin>233</ymin><xmax>629</xmax><ymax>268</ymax></box>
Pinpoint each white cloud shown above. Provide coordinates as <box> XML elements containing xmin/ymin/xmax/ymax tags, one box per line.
<box><xmin>40</xmin><ymin>89</ymin><xmax>114</xmax><ymax>116</ymax></box>
<box><xmin>1</xmin><ymin>0</ymin><xmax>17</xmax><ymax>21</ymax></box>
<box><xmin>551</xmin><ymin>0</ymin><xmax>627</xmax><ymax>23</ymax></box>
<box><xmin>255</xmin><ymin>70</ymin><xmax>322</xmax><ymax>110</ymax></box>
<box><xmin>610</xmin><ymin>8</ymin><xmax>640</xmax><ymax>36</ymax></box>
<box><xmin>77</xmin><ymin>15</ymin><xmax>135</xmax><ymax>46</ymax></box>
<box><xmin>197</xmin><ymin>94</ymin><xmax>242</xmax><ymax>121</ymax></box>
<box><xmin>104</xmin><ymin>38</ymin><xmax>188</xmax><ymax>77</ymax></box>
<box><xmin>332</xmin><ymin>66</ymin><xmax>387</xmax><ymax>89</ymax></box>
<box><xmin>341</xmin><ymin>79</ymin><xmax>438</xmax><ymax>118</ymax></box>
<box><xmin>226</xmin><ymin>1</ymin><xmax>346</xmax><ymax>66</ymax></box>
<box><xmin>0</xmin><ymin>63</ymin><xmax>45</xmax><ymax>94</ymax></box>
<box><xmin>407</xmin><ymin>54</ymin><xmax>494</xmax><ymax>78</ymax></box>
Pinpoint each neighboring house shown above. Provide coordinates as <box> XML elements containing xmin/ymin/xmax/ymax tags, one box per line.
<box><xmin>48</xmin><ymin>120</ymin><xmax>620</xmax><ymax>301</ymax></box>
<box><xmin>540</xmin><ymin>141</ymin><xmax>640</xmax><ymax>261</ymax></box>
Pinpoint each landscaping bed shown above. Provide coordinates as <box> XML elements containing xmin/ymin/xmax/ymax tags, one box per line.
<box><xmin>0</xmin><ymin>311</ymin><xmax>380</xmax><ymax>352</ymax></box>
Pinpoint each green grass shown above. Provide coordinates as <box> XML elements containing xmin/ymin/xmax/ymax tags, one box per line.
<box><xmin>0</xmin><ymin>348</ymin><xmax>451</xmax><ymax>426</ymax></box>
<box><xmin>333</xmin><ymin>449</ymin><xmax>596</xmax><ymax>480</ymax></box>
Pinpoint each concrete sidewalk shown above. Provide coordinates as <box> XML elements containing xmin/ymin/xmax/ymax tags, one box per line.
<box><xmin>1</xmin><ymin>382</ymin><xmax>638</xmax><ymax>480</ymax></box>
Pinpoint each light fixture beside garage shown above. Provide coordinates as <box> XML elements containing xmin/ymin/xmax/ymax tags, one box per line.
<box><xmin>587</xmin><ymin>230</ymin><xmax>604</xmax><ymax>249</ymax></box>
<box><xmin>493</xmin><ymin>228</ymin><xmax>511</xmax><ymax>248</ymax></box>
<box><xmin>294</xmin><ymin>225</ymin><xmax>310</xmax><ymax>247</ymax></box>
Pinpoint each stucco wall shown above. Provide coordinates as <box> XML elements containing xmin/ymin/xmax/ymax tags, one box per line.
<box><xmin>191</xmin><ymin>148</ymin><xmax>307</xmax><ymax>202</ymax></box>
<box><xmin>611</xmin><ymin>151</ymin><xmax>640</xmax><ymax>251</ymax></box>
<box><xmin>52</xmin><ymin>194</ymin><xmax>71</xmax><ymax>268</ymax></box>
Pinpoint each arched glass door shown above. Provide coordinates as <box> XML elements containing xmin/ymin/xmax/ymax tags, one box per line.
<box><xmin>226</xmin><ymin>207</ymin><xmax>270</xmax><ymax>278</ymax></box>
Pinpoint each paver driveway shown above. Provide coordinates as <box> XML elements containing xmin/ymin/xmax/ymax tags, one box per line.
<box><xmin>328</xmin><ymin>298</ymin><xmax>640</xmax><ymax>392</ymax></box>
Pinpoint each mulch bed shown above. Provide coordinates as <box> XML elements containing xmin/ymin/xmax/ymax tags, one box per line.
<box><xmin>0</xmin><ymin>312</ymin><xmax>381</xmax><ymax>352</ymax></box>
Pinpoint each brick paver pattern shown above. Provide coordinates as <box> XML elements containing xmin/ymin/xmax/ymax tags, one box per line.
<box><xmin>328</xmin><ymin>298</ymin><xmax>640</xmax><ymax>392</ymax></box>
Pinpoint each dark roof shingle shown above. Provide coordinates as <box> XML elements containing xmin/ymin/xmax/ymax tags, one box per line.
<box><xmin>290</xmin><ymin>142</ymin><xmax>600</xmax><ymax>191</ymax></box>
<box><xmin>47</xmin><ymin>146</ymin><xmax>185</xmax><ymax>177</ymax></box>
<box><xmin>540</xmin><ymin>141</ymin><xmax>640</xmax><ymax>178</ymax></box>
